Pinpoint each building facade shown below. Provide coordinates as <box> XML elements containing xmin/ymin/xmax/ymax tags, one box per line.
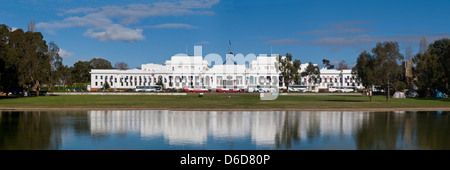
<box><xmin>90</xmin><ymin>53</ymin><xmax>364</xmax><ymax>91</ymax></box>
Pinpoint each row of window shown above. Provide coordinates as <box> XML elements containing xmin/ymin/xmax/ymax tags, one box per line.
<box><xmin>95</xmin><ymin>81</ymin><xmax>161</xmax><ymax>87</ymax></box>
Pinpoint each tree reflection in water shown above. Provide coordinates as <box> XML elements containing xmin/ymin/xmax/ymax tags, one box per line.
<box><xmin>0</xmin><ymin>110</ymin><xmax>448</xmax><ymax>150</ymax></box>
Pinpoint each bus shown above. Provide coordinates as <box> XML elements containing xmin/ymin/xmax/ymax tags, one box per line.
<box><xmin>287</xmin><ymin>85</ymin><xmax>308</xmax><ymax>92</ymax></box>
<box><xmin>136</xmin><ymin>86</ymin><xmax>162</xmax><ymax>92</ymax></box>
<box><xmin>328</xmin><ymin>86</ymin><xmax>356</xmax><ymax>92</ymax></box>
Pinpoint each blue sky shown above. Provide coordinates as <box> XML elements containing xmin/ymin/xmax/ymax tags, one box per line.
<box><xmin>1</xmin><ymin>0</ymin><xmax>449</xmax><ymax>68</ymax></box>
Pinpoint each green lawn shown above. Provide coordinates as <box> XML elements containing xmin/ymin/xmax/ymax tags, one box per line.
<box><xmin>0</xmin><ymin>94</ymin><xmax>449</xmax><ymax>109</ymax></box>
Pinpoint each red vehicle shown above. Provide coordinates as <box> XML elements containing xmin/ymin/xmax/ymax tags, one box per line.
<box><xmin>183</xmin><ymin>87</ymin><xmax>210</xmax><ymax>93</ymax></box>
<box><xmin>216</xmin><ymin>88</ymin><xmax>244</xmax><ymax>93</ymax></box>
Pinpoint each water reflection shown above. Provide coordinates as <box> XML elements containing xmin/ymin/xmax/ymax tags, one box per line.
<box><xmin>0</xmin><ymin>110</ymin><xmax>449</xmax><ymax>150</ymax></box>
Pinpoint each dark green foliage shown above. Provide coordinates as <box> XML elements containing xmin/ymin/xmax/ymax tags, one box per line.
<box><xmin>0</xmin><ymin>24</ymin><xmax>51</xmax><ymax>94</ymax></box>
<box><xmin>301</xmin><ymin>62</ymin><xmax>320</xmax><ymax>84</ymax></box>
<box><xmin>413</xmin><ymin>38</ymin><xmax>450</xmax><ymax>96</ymax></box>
<box><xmin>353</xmin><ymin>42</ymin><xmax>404</xmax><ymax>102</ymax></box>
<box><xmin>0</xmin><ymin>24</ymin><xmax>115</xmax><ymax>95</ymax></box>
<box><xmin>322</xmin><ymin>59</ymin><xmax>334</xmax><ymax>69</ymax></box>
<box><xmin>278</xmin><ymin>53</ymin><xmax>301</xmax><ymax>88</ymax></box>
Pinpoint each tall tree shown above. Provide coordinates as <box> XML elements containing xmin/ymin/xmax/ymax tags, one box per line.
<box><xmin>55</xmin><ymin>65</ymin><xmax>72</xmax><ymax>89</ymax></box>
<box><xmin>114</xmin><ymin>62</ymin><xmax>128</xmax><ymax>70</ymax></box>
<box><xmin>292</xmin><ymin>59</ymin><xmax>301</xmax><ymax>85</ymax></box>
<box><xmin>353</xmin><ymin>51</ymin><xmax>376</xmax><ymax>102</ymax></box>
<box><xmin>322</xmin><ymin>59</ymin><xmax>335</xmax><ymax>69</ymax></box>
<box><xmin>90</xmin><ymin>58</ymin><xmax>113</xmax><ymax>69</ymax></box>
<box><xmin>71</xmin><ymin>61</ymin><xmax>91</xmax><ymax>83</ymax></box>
<box><xmin>71</xmin><ymin>58</ymin><xmax>113</xmax><ymax>84</ymax></box>
<box><xmin>405</xmin><ymin>45</ymin><xmax>413</xmax><ymax>61</ymax></box>
<box><xmin>47</xmin><ymin>41</ymin><xmax>63</xmax><ymax>91</ymax></box>
<box><xmin>0</xmin><ymin>24</ymin><xmax>62</xmax><ymax>95</ymax></box>
<box><xmin>301</xmin><ymin>62</ymin><xmax>320</xmax><ymax>87</ymax></box>
<box><xmin>25</xmin><ymin>31</ymin><xmax>50</xmax><ymax>95</ymax></box>
<box><xmin>27</xmin><ymin>19</ymin><xmax>36</xmax><ymax>33</ymax></box>
<box><xmin>337</xmin><ymin>60</ymin><xmax>349</xmax><ymax>70</ymax></box>
<box><xmin>413</xmin><ymin>38</ymin><xmax>450</xmax><ymax>96</ymax></box>
<box><xmin>278</xmin><ymin>53</ymin><xmax>301</xmax><ymax>89</ymax></box>
<box><xmin>427</xmin><ymin>38</ymin><xmax>450</xmax><ymax>89</ymax></box>
<box><xmin>372</xmin><ymin>41</ymin><xmax>404</xmax><ymax>102</ymax></box>
<box><xmin>0</xmin><ymin>25</ymin><xmax>20</xmax><ymax>95</ymax></box>
<box><xmin>419</xmin><ymin>37</ymin><xmax>428</xmax><ymax>54</ymax></box>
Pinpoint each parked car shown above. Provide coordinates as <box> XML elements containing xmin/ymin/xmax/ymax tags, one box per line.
<box><xmin>124</xmin><ymin>88</ymin><xmax>135</xmax><ymax>92</ymax></box>
<box><xmin>97</xmin><ymin>88</ymin><xmax>105</xmax><ymax>92</ymax></box>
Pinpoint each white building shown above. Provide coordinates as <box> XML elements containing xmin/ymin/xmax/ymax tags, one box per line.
<box><xmin>90</xmin><ymin>52</ymin><xmax>363</xmax><ymax>91</ymax></box>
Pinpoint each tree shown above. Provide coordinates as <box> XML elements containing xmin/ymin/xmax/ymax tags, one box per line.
<box><xmin>405</xmin><ymin>45</ymin><xmax>413</xmax><ymax>61</ymax></box>
<box><xmin>71</xmin><ymin>61</ymin><xmax>91</xmax><ymax>83</ymax></box>
<box><xmin>71</xmin><ymin>58</ymin><xmax>113</xmax><ymax>84</ymax></box>
<box><xmin>278</xmin><ymin>53</ymin><xmax>301</xmax><ymax>89</ymax></box>
<box><xmin>412</xmin><ymin>38</ymin><xmax>450</xmax><ymax>96</ymax></box>
<box><xmin>90</xmin><ymin>58</ymin><xmax>113</xmax><ymax>69</ymax></box>
<box><xmin>301</xmin><ymin>62</ymin><xmax>320</xmax><ymax>87</ymax></box>
<box><xmin>372</xmin><ymin>41</ymin><xmax>404</xmax><ymax>102</ymax></box>
<box><xmin>0</xmin><ymin>24</ymin><xmax>63</xmax><ymax>95</ymax></box>
<box><xmin>353</xmin><ymin>51</ymin><xmax>376</xmax><ymax>102</ymax></box>
<box><xmin>292</xmin><ymin>59</ymin><xmax>301</xmax><ymax>85</ymax></box>
<box><xmin>27</xmin><ymin>19</ymin><xmax>36</xmax><ymax>33</ymax></box>
<box><xmin>337</xmin><ymin>60</ymin><xmax>349</xmax><ymax>70</ymax></box>
<box><xmin>47</xmin><ymin>41</ymin><xmax>63</xmax><ymax>91</ymax></box>
<box><xmin>55</xmin><ymin>65</ymin><xmax>72</xmax><ymax>90</ymax></box>
<box><xmin>103</xmin><ymin>81</ymin><xmax>110</xmax><ymax>90</ymax></box>
<box><xmin>354</xmin><ymin>42</ymin><xmax>404</xmax><ymax>102</ymax></box>
<box><xmin>419</xmin><ymin>37</ymin><xmax>428</xmax><ymax>54</ymax></box>
<box><xmin>322</xmin><ymin>59</ymin><xmax>335</xmax><ymax>69</ymax></box>
<box><xmin>115</xmin><ymin>62</ymin><xmax>128</xmax><ymax>70</ymax></box>
<box><xmin>17</xmin><ymin>30</ymin><xmax>51</xmax><ymax>96</ymax></box>
<box><xmin>427</xmin><ymin>38</ymin><xmax>450</xmax><ymax>90</ymax></box>
<box><xmin>0</xmin><ymin>25</ymin><xmax>20</xmax><ymax>96</ymax></box>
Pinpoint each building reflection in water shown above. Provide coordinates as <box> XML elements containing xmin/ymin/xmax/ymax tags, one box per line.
<box><xmin>1</xmin><ymin>110</ymin><xmax>448</xmax><ymax>149</ymax></box>
<box><xmin>88</xmin><ymin>110</ymin><xmax>374</xmax><ymax>148</ymax></box>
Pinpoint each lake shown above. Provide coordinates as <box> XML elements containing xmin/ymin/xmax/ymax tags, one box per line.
<box><xmin>0</xmin><ymin>110</ymin><xmax>448</xmax><ymax>150</ymax></box>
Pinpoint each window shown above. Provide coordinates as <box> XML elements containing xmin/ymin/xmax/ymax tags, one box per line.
<box><xmin>95</xmin><ymin>76</ymin><xmax>98</xmax><ymax>79</ymax></box>
<box><xmin>95</xmin><ymin>82</ymin><xmax>98</xmax><ymax>86</ymax></box>
<box><xmin>100</xmin><ymin>76</ymin><xmax>103</xmax><ymax>79</ymax></box>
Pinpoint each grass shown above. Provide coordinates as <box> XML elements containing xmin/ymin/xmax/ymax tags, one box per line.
<box><xmin>0</xmin><ymin>94</ymin><xmax>449</xmax><ymax>110</ymax></box>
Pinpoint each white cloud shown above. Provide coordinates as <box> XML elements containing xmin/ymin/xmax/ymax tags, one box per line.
<box><xmin>36</xmin><ymin>0</ymin><xmax>219</xmax><ymax>42</ymax></box>
<box><xmin>145</xmin><ymin>23</ymin><xmax>197</xmax><ymax>29</ymax></box>
<box><xmin>266</xmin><ymin>38</ymin><xmax>302</xmax><ymax>45</ymax></box>
<box><xmin>195</xmin><ymin>41</ymin><xmax>211</xmax><ymax>45</ymax></box>
<box><xmin>267</xmin><ymin>33</ymin><xmax>450</xmax><ymax>47</ymax></box>
<box><xmin>84</xmin><ymin>24</ymin><xmax>145</xmax><ymax>42</ymax></box>
<box><xmin>58</xmin><ymin>49</ymin><xmax>75</xmax><ymax>59</ymax></box>
<box><xmin>309</xmin><ymin>33</ymin><xmax>450</xmax><ymax>47</ymax></box>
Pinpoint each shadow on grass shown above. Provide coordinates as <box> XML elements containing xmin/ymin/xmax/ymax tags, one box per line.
<box><xmin>0</xmin><ymin>96</ymin><xmax>20</xmax><ymax>100</ymax></box>
<box><xmin>409</xmin><ymin>97</ymin><xmax>450</xmax><ymax>102</ymax></box>
<box><xmin>323</xmin><ymin>99</ymin><xmax>365</xmax><ymax>102</ymax></box>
